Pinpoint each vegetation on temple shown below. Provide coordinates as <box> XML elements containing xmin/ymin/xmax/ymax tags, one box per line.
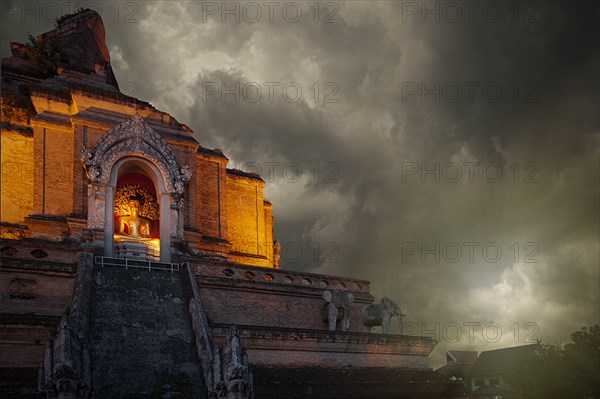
<box><xmin>507</xmin><ymin>325</ymin><xmax>600</xmax><ymax>398</ymax></box>
<box><xmin>55</xmin><ymin>8</ymin><xmax>90</xmax><ymax>26</ymax></box>
<box><xmin>24</xmin><ymin>34</ymin><xmax>62</xmax><ymax>75</ymax></box>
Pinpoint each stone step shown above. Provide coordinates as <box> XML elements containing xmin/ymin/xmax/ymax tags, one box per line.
<box><xmin>89</xmin><ymin>263</ymin><xmax>204</xmax><ymax>398</ymax></box>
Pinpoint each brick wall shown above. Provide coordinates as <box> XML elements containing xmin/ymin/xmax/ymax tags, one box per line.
<box><xmin>0</xmin><ymin>241</ymin><xmax>79</xmax><ymax>369</ymax></box>
<box><xmin>0</xmin><ymin>129</ymin><xmax>34</xmax><ymax>224</ymax></box>
<box><xmin>195</xmin><ymin>157</ymin><xmax>225</xmax><ymax>240</ymax></box>
<box><xmin>226</xmin><ymin>172</ymin><xmax>275</xmax><ymax>267</ymax></box>
<box><xmin>0</xmin><ymin>325</ymin><xmax>55</xmax><ymax>367</ymax></box>
<box><xmin>191</xmin><ymin>259</ymin><xmax>373</xmax><ymax>333</ymax></box>
<box><xmin>2</xmin><ymin>88</ymin><xmax>278</xmax><ymax>268</ymax></box>
<box><xmin>31</xmin><ymin>121</ymin><xmax>74</xmax><ymax>216</ymax></box>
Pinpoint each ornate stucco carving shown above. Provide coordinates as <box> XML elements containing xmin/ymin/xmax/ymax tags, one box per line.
<box><xmin>38</xmin><ymin>254</ymin><xmax>94</xmax><ymax>398</ymax></box>
<box><xmin>80</xmin><ymin>113</ymin><xmax>191</xmax><ymax>196</ymax></box>
<box><xmin>88</xmin><ymin>199</ymin><xmax>105</xmax><ymax>229</ymax></box>
<box><xmin>170</xmin><ymin>209</ymin><xmax>179</xmax><ymax>238</ymax></box>
<box><xmin>86</xmin><ymin>184</ymin><xmax>96</xmax><ymax>198</ymax></box>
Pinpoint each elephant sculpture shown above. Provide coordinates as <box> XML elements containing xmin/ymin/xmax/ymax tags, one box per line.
<box><xmin>321</xmin><ymin>290</ymin><xmax>354</xmax><ymax>332</ymax></box>
<box><xmin>362</xmin><ymin>297</ymin><xmax>406</xmax><ymax>335</ymax></box>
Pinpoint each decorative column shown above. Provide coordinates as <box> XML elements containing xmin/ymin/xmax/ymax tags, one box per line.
<box><xmin>159</xmin><ymin>192</ymin><xmax>171</xmax><ymax>262</ymax></box>
<box><xmin>103</xmin><ymin>184</ymin><xmax>114</xmax><ymax>257</ymax></box>
<box><xmin>86</xmin><ymin>183</ymin><xmax>105</xmax><ymax>237</ymax></box>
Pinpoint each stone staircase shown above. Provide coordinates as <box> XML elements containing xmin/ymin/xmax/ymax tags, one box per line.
<box><xmin>88</xmin><ymin>261</ymin><xmax>204</xmax><ymax>398</ymax></box>
<box><xmin>36</xmin><ymin>254</ymin><xmax>253</xmax><ymax>399</ymax></box>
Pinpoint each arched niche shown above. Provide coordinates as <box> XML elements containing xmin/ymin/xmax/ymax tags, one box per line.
<box><xmin>115</xmin><ymin>169</ymin><xmax>160</xmax><ymax>239</ymax></box>
<box><xmin>106</xmin><ymin>157</ymin><xmax>171</xmax><ymax>261</ymax></box>
<box><xmin>81</xmin><ymin>114</ymin><xmax>191</xmax><ymax>263</ymax></box>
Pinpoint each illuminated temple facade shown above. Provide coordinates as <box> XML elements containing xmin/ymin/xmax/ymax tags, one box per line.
<box><xmin>1</xmin><ymin>29</ymin><xmax>275</xmax><ymax>267</ymax></box>
<box><xmin>0</xmin><ymin>10</ymin><xmax>465</xmax><ymax>399</ymax></box>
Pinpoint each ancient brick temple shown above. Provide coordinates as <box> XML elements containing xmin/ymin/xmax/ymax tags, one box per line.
<box><xmin>0</xmin><ymin>10</ymin><xmax>466</xmax><ymax>399</ymax></box>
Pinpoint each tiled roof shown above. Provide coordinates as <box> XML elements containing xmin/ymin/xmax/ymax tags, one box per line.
<box><xmin>226</xmin><ymin>168</ymin><xmax>264</xmax><ymax>181</ymax></box>
<box><xmin>448</xmin><ymin>350</ymin><xmax>478</xmax><ymax>364</ymax></box>
<box><xmin>470</xmin><ymin>344</ymin><xmax>539</xmax><ymax>375</ymax></box>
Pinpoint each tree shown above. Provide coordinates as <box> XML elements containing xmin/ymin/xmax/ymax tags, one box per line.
<box><xmin>24</xmin><ymin>34</ymin><xmax>61</xmax><ymax>75</ymax></box>
<box><xmin>507</xmin><ymin>325</ymin><xmax>600</xmax><ymax>399</ymax></box>
<box><xmin>564</xmin><ymin>325</ymin><xmax>600</xmax><ymax>399</ymax></box>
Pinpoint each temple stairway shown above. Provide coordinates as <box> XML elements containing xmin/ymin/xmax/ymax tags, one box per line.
<box><xmin>88</xmin><ymin>261</ymin><xmax>205</xmax><ymax>398</ymax></box>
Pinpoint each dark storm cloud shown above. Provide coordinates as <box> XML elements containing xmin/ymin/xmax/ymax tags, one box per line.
<box><xmin>2</xmin><ymin>0</ymin><xmax>597</xmax><ymax>367</ymax></box>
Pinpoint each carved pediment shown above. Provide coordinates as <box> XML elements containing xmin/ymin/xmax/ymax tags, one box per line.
<box><xmin>80</xmin><ymin>113</ymin><xmax>191</xmax><ymax>194</ymax></box>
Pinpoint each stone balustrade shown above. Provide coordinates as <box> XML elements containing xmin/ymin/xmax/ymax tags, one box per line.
<box><xmin>189</xmin><ymin>257</ymin><xmax>370</xmax><ymax>294</ymax></box>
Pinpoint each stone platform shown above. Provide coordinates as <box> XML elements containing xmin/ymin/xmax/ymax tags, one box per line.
<box><xmin>114</xmin><ymin>240</ymin><xmax>160</xmax><ymax>261</ymax></box>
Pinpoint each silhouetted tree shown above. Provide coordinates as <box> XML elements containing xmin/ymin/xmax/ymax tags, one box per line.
<box><xmin>507</xmin><ymin>325</ymin><xmax>600</xmax><ymax>399</ymax></box>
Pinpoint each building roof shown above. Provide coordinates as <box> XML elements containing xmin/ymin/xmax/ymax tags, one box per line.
<box><xmin>448</xmin><ymin>350</ymin><xmax>478</xmax><ymax>364</ymax></box>
<box><xmin>197</xmin><ymin>145</ymin><xmax>228</xmax><ymax>159</ymax></box>
<box><xmin>436</xmin><ymin>350</ymin><xmax>478</xmax><ymax>378</ymax></box>
<box><xmin>470</xmin><ymin>344</ymin><xmax>539</xmax><ymax>376</ymax></box>
<box><xmin>226</xmin><ymin>168</ymin><xmax>264</xmax><ymax>181</ymax></box>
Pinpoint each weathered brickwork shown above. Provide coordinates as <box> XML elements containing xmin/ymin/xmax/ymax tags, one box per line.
<box><xmin>195</xmin><ymin>157</ymin><xmax>226</xmax><ymax>240</ymax></box>
<box><xmin>0</xmin><ymin>241</ymin><xmax>77</xmax><ymax>370</ymax></box>
<box><xmin>190</xmin><ymin>259</ymin><xmax>373</xmax><ymax>333</ymax></box>
<box><xmin>34</xmin><ymin>125</ymin><xmax>74</xmax><ymax>216</ymax></box>
<box><xmin>2</xmin><ymin>82</ymin><xmax>276</xmax><ymax>266</ymax></box>
<box><xmin>0</xmin><ymin>129</ymin><xmax>34</xmax><ymax>223</ymax></box>
<box><xmin>0</xmin><ymin>325</ymin><xmax>55</xmax><ymax>367</ymax></box>
<box><xmin>0</xmin><ymin>271</ymin><xmax>74</xmax><ymax>316</ymax></box>
<box><xmin>226</xmin><ymin>172</ymin><xmax>274</xmax><ymax>266</ymax></box>
<box><xmin>90</xmin><ymin>265</ymin><xmax>204</xmax><ymax>398</ymax></box>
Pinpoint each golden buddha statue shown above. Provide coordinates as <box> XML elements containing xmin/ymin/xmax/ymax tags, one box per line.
<box><xmin>118</xmin><ymin>200</ymin><xmax>151</xmax><ymax>238</ymax></box>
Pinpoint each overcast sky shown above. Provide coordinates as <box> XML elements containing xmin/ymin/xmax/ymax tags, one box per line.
<box><xmin>2</xmin><ymin>1</ymin><xmax>599</xmax><ymax>367</ymax></box>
